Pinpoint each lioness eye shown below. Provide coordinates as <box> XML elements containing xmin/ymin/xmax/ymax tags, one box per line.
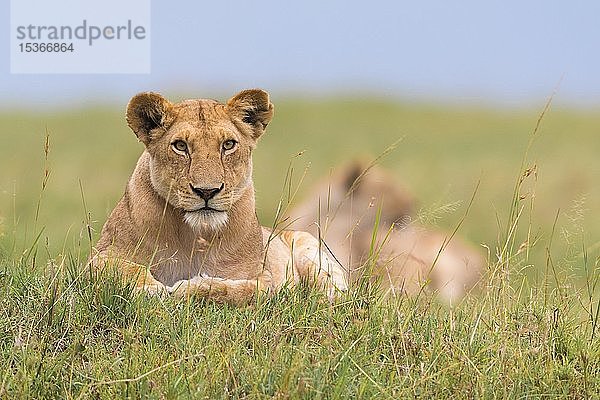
<box><xmin>172</xmin><ymin>140</ymin><xmax>188</xmax><ymax>153</ymax></box>
<box><xmin>222</xmin><ymin>140</ymin><xmax>237</xmax><ymax>151</ymax></box>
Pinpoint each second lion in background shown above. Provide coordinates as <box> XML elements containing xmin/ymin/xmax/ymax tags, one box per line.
<box><xmin>287</xmin><ymin>159</ymin><xmax>484</xmax><ymax>304</ymax></box>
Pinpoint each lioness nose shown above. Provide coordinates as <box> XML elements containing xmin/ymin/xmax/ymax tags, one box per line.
<box><xmin>190</xmin><ymin>183</ymin><xmax>224</xmax><ymax>201</ymax></box>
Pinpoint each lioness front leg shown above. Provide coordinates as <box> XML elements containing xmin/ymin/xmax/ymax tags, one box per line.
<box><xmin>90</xmin><ymin>253</ymin><xmax>168</xmax><ymax>295</ymax></box>
<box><xmin>280</xmin><ymin>230</ymin><xmax>348</xmax><ymax>298</ymax></box>
<box><xmin>169</xmin><ymin>271</ymin><xmax>272</xmax><ymax>306</ymax></box>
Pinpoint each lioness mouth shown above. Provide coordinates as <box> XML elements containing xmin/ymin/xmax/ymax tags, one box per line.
<box><xmin>186</xmin><ymin>206</ymin><xmax>224</xmax><ymax>213</ymax></box>
<box><xmin>196</xmin><ymin>206</ymin><xmax>223</xmax><ymax>213</ymax></box>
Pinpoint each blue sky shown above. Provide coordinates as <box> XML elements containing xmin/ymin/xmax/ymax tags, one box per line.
<box><xmin>2</xmin><ymin>0</ymin><xmax>600</xmax><ymax>108</ymax></box>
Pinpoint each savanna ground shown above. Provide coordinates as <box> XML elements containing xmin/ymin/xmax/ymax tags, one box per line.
<box><xmin>0</xmin><ymin>96</ymin><xmax>599</xmax><ymax>398</ymax></box>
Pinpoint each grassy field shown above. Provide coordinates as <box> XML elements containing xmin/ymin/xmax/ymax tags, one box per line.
<box><xmin>0</xmin><ymin>97</ymin><xmax>599</xmax><ymax>398</ymax></box>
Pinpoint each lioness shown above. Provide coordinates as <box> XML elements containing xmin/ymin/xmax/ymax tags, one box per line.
<box><xmin>92</xmin><ymin>89</ymin><xmax>347</xmax><ymax>304</ymax></box>
<box><xmin>287</xmin><ymin>160</ymin><xmax>483</xmax><ymax>303</ymax></box>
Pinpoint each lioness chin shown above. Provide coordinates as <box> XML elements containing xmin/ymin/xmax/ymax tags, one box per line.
<box><xmin>91</xmin><ymin>89</ymin><xmax>347</xmax><ymax>305</ymax></box>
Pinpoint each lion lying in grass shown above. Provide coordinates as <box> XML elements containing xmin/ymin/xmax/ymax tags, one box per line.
<box><xmin>287</xmin><ymin>160</ymin><xmax>484</xmax><ymax>303</ymax></box>
<box><xmin>91</xmin><ymin>89</ymin><xmax>347</xmax><ymax>304</ymax></box>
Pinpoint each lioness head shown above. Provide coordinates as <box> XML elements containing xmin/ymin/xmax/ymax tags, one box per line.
<box><xmin>126</xmin><ymin>89</ymin><xmax>274</xmax><ymax>232</ymax></box>
<box><xmin>334</xmin><ymin>159</ymin><xmax>415</xmax><ymax>228</ymax></box>
<box><xmin>291</xmin><ymin>159</ymin><xmax>415</xmax><ymax>233</ymax></box>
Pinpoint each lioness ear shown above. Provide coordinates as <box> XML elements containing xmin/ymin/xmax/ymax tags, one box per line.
<box><xmin>342</xmin><ymin>158</ymin><xmax>371</xmax><ymax>191</ymax></box>
<box><xmin>226</xmin><ymin>89</ymin><xmax>274</xmax><ymax>139</ymax></box>
<box><xmin>126</xmin><ymin>92</ymin><xmax>176</xmax><ymax>145</ymax></box>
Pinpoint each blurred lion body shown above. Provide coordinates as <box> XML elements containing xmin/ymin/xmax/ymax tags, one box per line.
<box><xmin>287</xmin><ymin>160</ymin><xmax>483</xmax><ymax>303</ymax></box>
<box><xmin>92</xmin><ymin>90</ymin><xmax>346</xmax><ymax>304</ymax></box>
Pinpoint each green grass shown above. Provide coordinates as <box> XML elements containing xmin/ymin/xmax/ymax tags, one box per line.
<box><xmin>1</xmin><ymin>97</ymin><xmax>599</xmax><ymax>398</ymax></box>
<box><xmin>1</xmin><ymin>256</ymin><xmax>599</xmax><ymax>398</ymax></box>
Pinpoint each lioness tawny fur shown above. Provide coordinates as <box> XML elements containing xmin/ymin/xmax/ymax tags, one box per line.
<box><xmin>92</xmin><ymin>89</ymin><xmax>347</xmax><ymax>304</ymax></box>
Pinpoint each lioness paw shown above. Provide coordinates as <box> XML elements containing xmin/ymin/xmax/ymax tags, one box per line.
<box><xmin>307</xmin><ymin>253</ymin><xmax>349</xmax><ymax>300</ymax></box>
<box><xmin>324</xmin><ymin>273</ymin><xmax>349</xmax><ymax>301</ymax></box>
<box><xmin>135</xmin><ymin>282</ymin><xmax>168</xmax><ymax>297</ymax></box>
<box><xmin>168</xmin><ymin>276</ymin><xmax>228</xmax><ymax>298</ymax></box>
